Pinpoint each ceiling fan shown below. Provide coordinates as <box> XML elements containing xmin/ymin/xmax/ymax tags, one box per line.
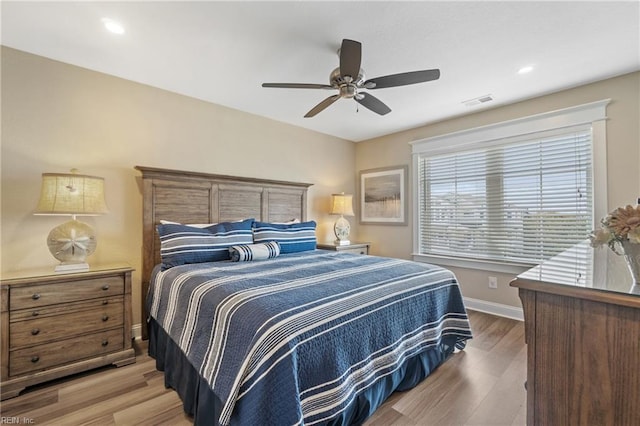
<box><xmin>262</xmin><ymin>39</ymin><xmax>440</xmax><ymax>118</ymax></box>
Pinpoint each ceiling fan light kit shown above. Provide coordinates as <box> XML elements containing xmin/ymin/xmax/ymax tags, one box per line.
<box><xmin>262</xmin><ymin>39</ymin><xmax>440</xmax><ymax>117</ymax></box>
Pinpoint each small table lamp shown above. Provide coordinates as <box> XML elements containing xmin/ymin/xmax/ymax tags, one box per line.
<box><xmin>34</xmin><ymin>170</ymin><xmax>108</xmax><ymax>272</ymax></box>
<box><xmin>329</xmin><ymin>192</ymin><xmax>355</xmax><ymax>246</ymax></box>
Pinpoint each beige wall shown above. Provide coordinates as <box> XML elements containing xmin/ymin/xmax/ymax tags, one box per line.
<box><xmin>2</xmin><ymin>46</ymin><xmax>638</xmax><ymax>322</ymax></box>
<box><xmin>356</xmin><ymin>71</ymin><xmax>640</xmax><ymax>308</ymax></box>
<box><xmin>1</xmin><ymin>47</ymin><xmax>356</xmax><ymax>326</ymax></box>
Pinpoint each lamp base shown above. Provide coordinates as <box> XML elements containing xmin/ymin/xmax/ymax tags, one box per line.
<box><xmin>333</xmin><ymin>216</ymin><xmax>351</xmax><ymax>246</ymax></box>
<box><xmin>55</xmin><ymin>262</ymin><xmax>90</xmax><ymax>273</ymax></box>
<box><xmin>47</xmin><ymin>219</ymin><xmax>97</xmax><ymax>267</ymax></box>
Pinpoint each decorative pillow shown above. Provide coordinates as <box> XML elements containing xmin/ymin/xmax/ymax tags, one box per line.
<box><xmin>157</xmin><ymin>218</ymin><xmax>254</xmax><ymax>269</ymax></box>
<box><xmin>252</xmin><ymin>220</ymin><xmax>317</xmax><ymax>254</ymax></box>
<box><xmin>229</xmin><ymin>241</ymin><xmax>281</xmax><ymax>262</ymax></box>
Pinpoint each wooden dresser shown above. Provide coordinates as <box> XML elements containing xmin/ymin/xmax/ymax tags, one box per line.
<box><xmin>0</xmin><ymin>264</ymin><xmax>136</xmax><ymax>400</ymax></box>
<box><xmin>510</xmin><ymin>242</ymin><xmax>640</xmax><ymax>425</ymax></box>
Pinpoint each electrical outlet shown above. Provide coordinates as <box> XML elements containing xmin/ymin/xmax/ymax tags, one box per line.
<box><xmin>488</xmin><ymin>276</ymin><xmax>498</xmax><ymax>289</ymax></box>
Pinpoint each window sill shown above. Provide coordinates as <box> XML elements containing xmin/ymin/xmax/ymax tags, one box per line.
<box><xmin>412</xmin><ymin>253</ymin><xmax>534</xmax><ymax>275</ymax></box>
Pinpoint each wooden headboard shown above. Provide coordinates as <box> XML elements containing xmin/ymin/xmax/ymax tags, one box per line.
<box><xmin>135</xmin><ymin>166</ymin><xmax>312</xmax><ymax>339</ymax></box>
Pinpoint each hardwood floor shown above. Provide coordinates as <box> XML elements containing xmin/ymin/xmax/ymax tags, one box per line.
<box><xmin>364</xmin><ymin>310</ymin><xmax>527</xmax><ymax>426</ymax></box>
<box><xmin>0</xmin><ymin>310</ymin><xmax>526</xmax><ymax>425</ymax></box>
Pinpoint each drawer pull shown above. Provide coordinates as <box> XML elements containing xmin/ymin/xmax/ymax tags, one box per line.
<box><xmin>102</xmin><ymin>315</ymin><xmax>109</xmax><ymax>322</ymax></box>
<box><xmin>102</xmin><ymin>300</ymin><xmax>109</xmax><ymax>305</ymax></box>
<box><xmin>32</xmin><ymin>311</ymin><xmax>40</xmax><ymax>317</ymax></box>
<box><xmin>101</xmin><ymin>340</ymin><xmax>109</xmax><ymax>347</ymax></box>
<box><xmin>102</xmin><ymin>284</ymin><xmax>110</xmax><ymax>291</ymax></box>
<box><xmin>31</xmin><ymin>356</ymin><xmax>40</xmax><ymax>363</ymax></box>
<box><xmin>32</xmin><ymin>293</ymin><xmax>41</xmax><ymax>300</ymax></box>
<box><xmin>31</xmin><ymin>328</ymin><xmax>40</xmax><ymax>336</ymax></box>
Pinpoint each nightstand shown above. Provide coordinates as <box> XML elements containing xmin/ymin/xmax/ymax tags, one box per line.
<box><xmin>0</xmin><ymin>263</ymin><xmax>136</xmax><ymax>400</ymax></box>
<box><xmin>317</xmin><ymin>242</ymin><xmax>370</xmax><ymax>255</ymax></box>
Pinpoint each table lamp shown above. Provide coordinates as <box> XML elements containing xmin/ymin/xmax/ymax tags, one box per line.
<box><xmin>34</xmin><ymin>170</ymin><xmax>108</xmax><ymax>272</ymax></box>
<box><xmin>329</xmin><ymin>192</ymin><xmax>355</xmax><ymax>245</ymax></box>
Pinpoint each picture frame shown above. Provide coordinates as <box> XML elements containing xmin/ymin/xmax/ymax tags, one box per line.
<box><xmin>359</xmin><ymin>165</ymin><xmax>408</xmax><ymax>225</ymax></box>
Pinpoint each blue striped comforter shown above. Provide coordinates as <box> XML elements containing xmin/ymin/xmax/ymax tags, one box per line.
<box><xmin>148</xmin><ymin>250</ymin><xmax>472</xmax><ymax>425</ymax></box>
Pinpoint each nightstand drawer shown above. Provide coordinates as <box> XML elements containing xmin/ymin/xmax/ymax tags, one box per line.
<box><xmin>10</xmin><ymin>300</ymin><xmax>123</xmax><ymax>349</ymax></box>
<box><xmin>338</xmin><ymin>246</ymin><xmax>368</xmax><ymax>255</ymax></box>
<box><xmin>9</xmin><ymin>296</ymin><xmax>122</xmax><ymax>322</ymax></box>
<box><xmin>9</xmin><ymin>276</ymin><xmax>124</xmax><ymax>310</ymax></box>
<box><xmin>9</xmin><ymin>328</ymin><xmax>124</xmax><ymax>376</ymax></box>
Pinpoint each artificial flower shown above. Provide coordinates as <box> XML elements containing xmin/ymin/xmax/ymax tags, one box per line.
<box><xmin>590</xmin><ymin>204</ymin><xmax>640</xmax><ymax>254</ymax></box>
<box><xmin>607</xmin><ymin>204</ymin><xmax>640</xmax><ymax>237</ymax></box>
<box><xmin>590</xmin><ymin>227</ymin><xmax>613</xmax><ymax>246</ymax></box>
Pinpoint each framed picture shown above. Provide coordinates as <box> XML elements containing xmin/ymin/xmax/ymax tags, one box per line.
<box><xmin>359</xmin><ymin>165</ymin><xmax>408</xmax><ymax>225</ymax></box>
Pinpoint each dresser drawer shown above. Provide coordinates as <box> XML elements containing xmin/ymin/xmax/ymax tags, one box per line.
<box><xmin>9</xmin><ymin>328</ymin><xmax>124</xmax><ymax>376</ymax></box>
<box><xmin>10</xmin><ymin>300</ymin><xmax>123</xmax><ymax>349</ymax></box>
<box><xmin>9</xmin><ymin>296</ymin><xmax>122</xmax><ymax>322</ymax></box>
<box><xmin>9</xmin><ymin>276</ymin><xmax>124</xmax><ymax>310</ymax></box>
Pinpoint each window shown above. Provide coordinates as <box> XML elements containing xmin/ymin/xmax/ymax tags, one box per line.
<box><xmin>411</xmin><ymin>100</ymin><xmax>609</xmax><ymax>273</ymax></box>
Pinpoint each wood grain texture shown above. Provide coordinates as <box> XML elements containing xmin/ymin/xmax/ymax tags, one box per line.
<box><xmin>10</xmin><ymin>329</ymin><xmax>125</xmax><ymax>376</ymax></box>
<box><xmin>135</xmin><ymin>166</ymin><xmax>312</xmax><ymax>340</ymax></box>
<box><xmin>513</xmin><ymin>280</ymin><xmax>640</xmax><ymax>425</ymax></box>
<box><xmin>0</xmin><ymin>310</ymin><xmax>525</xmax><ymax>425</ymax></box>
<box><xmin>1</xmin><ymin>267</ymin><xmax>135</xmax><ymax>400</ymax></box>
<box><xmin>9</xmin><ymin>300</ymin><xmax>123</xmax><ymax>348</ymax></box>
<box><xmin>1</xmin><ymin>284</ymin><xmax>9</xmax><ymax>383</ymax></box>
<box><xmin>9</xmin><ymin>276</ymin><xmax>124</xmax><ymax>310</ymax></box>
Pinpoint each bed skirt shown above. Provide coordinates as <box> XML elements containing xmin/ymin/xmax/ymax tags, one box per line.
<box><xmin>148</xmin><ymin>319</ymin><xmax>458</xmax><ymax>426</ymax></box>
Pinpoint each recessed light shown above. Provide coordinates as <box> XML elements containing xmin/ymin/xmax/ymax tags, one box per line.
<box><xmin>518</xmin><ymin>65</ymin><xmax>534</xmax><ymax>75</ymax></box>
<box><xmin>102</xmin><ymin>18</ymin><xmax>125</xmax><ymax>35</ymax></box>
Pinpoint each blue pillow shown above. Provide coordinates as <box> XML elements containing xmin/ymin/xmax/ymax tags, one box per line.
<box><xmin>252</xmin><ymin>220</ymin><xmax>317</xmax><ymax>253</ymax></box>
<box><xmin>157</xmin><ymin>218</ymin><xmax>254</xmax><ymax>269</ymax></box>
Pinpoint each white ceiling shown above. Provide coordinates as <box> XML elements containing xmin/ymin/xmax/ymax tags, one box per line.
<box><xmin>2</xmin><ymin>1</ymin><xmax>639</xmax><ymax>142</ymax></box>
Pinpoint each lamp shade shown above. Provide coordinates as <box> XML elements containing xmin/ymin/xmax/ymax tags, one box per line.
<box><xmin>34</xmin><ymin>172</ymin><xmax>108</xmax><ymax>216</ymax></box>
<box><xmin>329</xmin><ymin>193</ymin><xmax>355</xmax><ymax>217</ymax></box>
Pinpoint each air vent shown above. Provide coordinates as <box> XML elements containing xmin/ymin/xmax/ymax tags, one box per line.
<box><xmin>463</xmin><ymin>95</ymin><xmax>494</xmax><ymax>107</ymax></box>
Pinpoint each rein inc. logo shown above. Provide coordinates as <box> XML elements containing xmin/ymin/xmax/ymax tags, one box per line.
<box><xmin>0</xmin><ymin>417</ymin><xmax>34</xmax><ymax>424</ymax></box>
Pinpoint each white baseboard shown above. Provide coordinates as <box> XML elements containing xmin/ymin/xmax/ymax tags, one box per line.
<box><xmin>132</xmin><ymin>323</ymin><xmax>143</xmax><ymax>340</ymax></box>
<box><xmin>464</xmin><ymin>297</ymin><xmax>524</xmax><ymax>321</ymax></box>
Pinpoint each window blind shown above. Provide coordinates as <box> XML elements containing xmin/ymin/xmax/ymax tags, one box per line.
<box><xmin>417</xmin><ymin>126</ymin><xmax>593</xmax><ymax>265</ymax></box>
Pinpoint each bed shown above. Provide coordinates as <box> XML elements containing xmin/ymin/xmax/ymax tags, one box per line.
<box><xmin>136</xmin><ymin>166</ymin><xmax>472</xmax><ymax>426</ymax></box>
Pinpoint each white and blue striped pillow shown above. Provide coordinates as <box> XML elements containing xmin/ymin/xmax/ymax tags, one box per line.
<box><xmin>229</xmin><ymin>241</ymin><xmax>280</xmax><ymax>262</ymax></box>
<box><xmin>157</xmin><ymin>219</ymin><xmax>254</xmax><ymax>269</ymax></box>
<box><xmin>252</xmin><ymin>220</ymin><xmax>317</xmax><ymax>253</ymax></box>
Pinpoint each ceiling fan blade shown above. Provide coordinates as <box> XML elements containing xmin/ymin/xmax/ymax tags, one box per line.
<box><xmin>364</xmin><ymin>69</ymin><xmax>440</xmax><ymax>89</ymax></box>
<box><xmin>304</xmin><ymin>94</ymin><xmax>341</xmax><ymax>118</ymax></box>
<box><xmin>262</xmin><ymin>83</ymin><xmax>334</xmax><ymax>89</ymax></box>
<box><xmin>355</xmin><ymin>92</ymin><xmax>391</xmax><ymax>115</ymax></box>
<box><xmin>339</xmin><ymin>39</ymin><xmax>362</xmax><ymax>82</ymax></box>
